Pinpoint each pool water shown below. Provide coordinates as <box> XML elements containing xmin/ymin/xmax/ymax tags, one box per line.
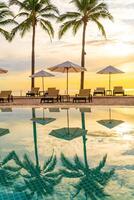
<box><xmin>0</xmin><ymin>107</ymin><xmax>134</xmax><ymax>200</ymax></box>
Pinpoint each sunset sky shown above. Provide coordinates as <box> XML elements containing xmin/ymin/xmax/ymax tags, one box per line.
<box><xmin>0</xmin><ymin>0</ymin><xmax>134</xmax><ymax>94</ymax></box>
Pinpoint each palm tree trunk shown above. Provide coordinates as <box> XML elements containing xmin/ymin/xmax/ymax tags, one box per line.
<box><xmin>32</xmin><ymin>108</ymin><xmax>39</xmax><ymax>169</ymax></box>
<box><xmin>31</xmin><ymin>22</ymin><xmax>36</xmax><ymax>89</ymax></box>
<box><xmin>81</xmin><ymin>112</ymin><xmax>89</xmax><ymax>169</ymax></box>
<box><xmin>80</xmin><ymin>23</ymin><xmax>87</xmax><ymax>89</ymax></box>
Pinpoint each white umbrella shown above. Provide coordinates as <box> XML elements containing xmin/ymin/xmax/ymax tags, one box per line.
<box><xmin>97</xmin><ymin>65</ymin><xmax>124</xmax><ymax>90</ymax></box>
<box><xmin>48</xmin><ymin>61</ymin><xmax>86</xmax><ymax>95</ymax></box>
<box><xmin>30</xmin><ymin>70</ymin><xmax>54</xmax><ymax>92</ymax></box>
<box><xmin>0</xmin><ymin>68</ymin><xmax>8</xmax><ymax>74</ymax></box>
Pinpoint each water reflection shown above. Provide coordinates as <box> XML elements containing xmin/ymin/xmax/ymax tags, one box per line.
<box><xmin>49</xmin><ymin>108</ymin><xmax>87</xmax><ymax>140</ymax></box>
<box><xmin>0</xmin><ymin>153</ymin><xmax>19</xmax><ymax>187</ymax></box>
<box><xmin>0</xmin><ymin>108</ymin><xmax>12</xmax><ymax>112</ymax></box>
<box><xmin>97</xmin><ymin>108</ymin><xmax>124</xmax><ymax>129</ymax></box>
<box><xmin>0</xmin><ymin>107</ymin><xmax>127</xmax><ymax>199</ymax></box>
<box><xmin>0</xmin><ymin>128</ymin><xmax>9</xmax><ymax>137</ymax></box>
<box><xmin>31</xmin><ymin>108</ymin><xmax>56</xmax><ymax>125</ymax></box>
<box><xmin>0</xmin><ymin>108</ymin><xmax>61</xmax><ymax>199</ymax></box>
<box><xmin>60</xmin><ymin>111</ymin><xmax>115</xmax><ymax>199</ymax></box>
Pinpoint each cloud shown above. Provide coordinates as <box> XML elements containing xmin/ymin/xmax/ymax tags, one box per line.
<box><xmin>122</xmin><ymin>19</ymin><xmax>134</xmax><ymax>26</ymax></box>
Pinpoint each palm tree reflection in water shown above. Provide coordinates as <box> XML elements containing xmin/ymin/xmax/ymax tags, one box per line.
<box><xmin>0</xmin><ymin>153</ymin><xmax>19</xmax><ymax>188</ymax></box>
<box><xmin>60</xmin><ymin>111</ymin><xmax>115</xmax><ymax>200</ymax></box>
<box><xmin>8</xmin><ymin>108</ymin><xmax>62</xmax><ymax>199</ymax></box>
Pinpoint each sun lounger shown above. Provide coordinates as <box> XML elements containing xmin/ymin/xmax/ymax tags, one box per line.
<box><xmin>0</xmin><ymin>91</ymin><xmax>13</xmax><ymax>102</ymax></box>
<box><xmin>40</xmin><ymin>89</ymin><xmax>60</xmax><ymax>103</ymax></box>
<box><xmin>93</xmin><ymin>87</ymin><xmax>105</xmax><ymax>96</ymax></box>
<box><xmin>73</xmin><ymin>89</ymin><xmax>92</xmax><ymax>103</ymax></box>
<box><xmin>26</xmin><ymin>87</ymin><xmax>40</xmax><ymax>97</ymax></box>
<box><xmin>113</xmin><ymin>86</ymin><xmax>125</xmax><ymax>96</ymax></box>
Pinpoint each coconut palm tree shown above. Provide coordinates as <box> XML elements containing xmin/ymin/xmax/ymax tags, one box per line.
<box><xmin>60</xmin><ymin>112</ymin><xmax>115</xmax><ymax>199</ymax></box>
<box><xmin>0</xmin><ymin>2</ymin><xmax>15</xmax><ymax>40</ymax></box>
<box><xmin>58</xmin><ymin>0</ymin><xmax>113</xmax><ymax>89</ymax></box>
<box><xmin>9</xmin><ymin>0</ymin><xmax>59</xmax><ymax>89</ymax></box>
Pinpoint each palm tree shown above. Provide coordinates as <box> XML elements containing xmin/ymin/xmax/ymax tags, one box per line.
<box><xmin>9</xmin><ymin>0</ymin><xmax>59</xmax><ymax>89</ymax></box>
<box><xmin>58</xmin><ymin>0</ymin><xmax>113</xmax><ymax>89</ymax></box>
<box><xmin>60</xmin><ymin>112</ymin><xmax>115</xmax><ymax>199</ymax></box>
<box><xmin>0</xmin><ymin>2</ymin><xmax>15</xmax><ymax>40</ymax></box>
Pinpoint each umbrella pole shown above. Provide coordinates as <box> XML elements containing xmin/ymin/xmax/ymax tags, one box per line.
<box><xmin>67</xmin><ymin>68</ymin><xmax>68</xmax><ymax>96</ymax></box>
<box><xmin>109</xmin><ymin>108</ymin><xmax>111</xmax><ymax>120</ymax></box>
<box><xmin>43</xmin><ymin>108</ymin><xmax>45</xmax><ymax>119</ymax></box>
<box><xmin>42</xmin><ymin>77</ymin><xmax>44</xmax><ymax>94</ymax></box>
<box><xmin>109</xmin><ymin>73</ymin><xmax>111</xmax><ymax>90</ymax></box>
<box><xmin>67</xmin><ymin>109</ymin><xmax>69</xmax><ymax>134</ymax></box>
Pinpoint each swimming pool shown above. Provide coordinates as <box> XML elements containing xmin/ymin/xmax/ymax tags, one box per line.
<box><xmin>0</xmin><ymin>107</ymin><xmax>134</xmax><ymax>200</ymax></box>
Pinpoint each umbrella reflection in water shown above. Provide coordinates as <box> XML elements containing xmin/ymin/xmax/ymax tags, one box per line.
<box><xmin>31</xmin><ymin>108</ymin><xmax>56</xmax><ymax>125</ymax></box>
<box><xmin>97</xmin><ymin>108</ymin><xmax>124</xmax><ymax>129</ymax></box>
<box><xmin>0</xmin><ymin>128</ymin><xmax>10</xmax><ymax>137</ymax></box>
<box><xmin>49</xmin><ymin>108</ymin><xmax>87</xmax><ymax>141</ymax></box>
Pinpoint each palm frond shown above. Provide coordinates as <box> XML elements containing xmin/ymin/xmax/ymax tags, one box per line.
<box><xmin>92</xmin><ymin>18</ymin><xmax>106</xmax><ymax>38</ymax></box>
<box><xmin>44</xmin><ymin>175</ymin><xmax>62</xmax><ymax>186</ymax></box>
<box><xmin>39</xmin><ymin>4</ymin><xmax>59</xmax><ymax>15</ymax></box>
<box><xmin>0</xmin><ymin>2</ymin><xmax>7</xmax><ymax>9</ymax></box>
<box><xmin>88</xmin><ymin>2</ymin><xmax>108</xmax><ymax>13</ymax></box>
<box><xmin>40</xmin><ymin>19</ymin><xmax>54</xmax><ymax>39</ymax></box>
<box><xmin>72</xmin><ymin>179</ymin><xmax>83</xmax><ymax>198</ymax></box>
<box><xmin>9</xmin><ymin>0</ymin><xmax>25</xmax><ymax>9</ymax></box>
<box><xmin>58</xmin><ymin>12</ymin><xmax>81</xmax><ymax>22</ymax></box>
<box><xmin>60</xmin><ymin>153</ymin><xmax>79</xmax><ymax>171</ymax></box>
<box><xmin>22</xmin><ymin>154</ymin><xmax>37</xmax><ymax>175</ymax></box>
<box><xmin>10</xmin><ymin>151</ymin><xmax>24</xmax><ymax>168</ymax></box>
<box><xmin>43</xmin><ymin>152</ymin><xmax>57</xmax><ymax>173</ymax></box>
<box><xmin>45</xmin><ymin>170</ymin><xmax>61</xmax><ymax>178</ymax></box>
<box><xmin>40</xmin><ymin>13</ymin><xmax>58</xmax><ymax>19</ymax></box>
<box><xmin>74</xmin><ymin>154</ymin><xmax>85</xmax><ymax>171</ymax></box>
<box><xmin>60</xmin><ymin>169</ymin><xmax>82</xmax><ymax>178</ymax></box>
<box><xmin>0</xmin><ymin>19</ymin><xmax>17</xmax><ymax>26</ymax></box>
<box><xmin>0</xmin><ymin>27</ymin><xmax>9</xmax><ymax>39</ymax></box>
<box><xmin>11</xmin><ymin>17</ymin><xmax>32</xmax><ymax>39</ymax></box>
<box><xmin>14</xmin><ymin>11</ymin><xmax>29</xmax><ymax>18</ymax></box>
<box><xmin>59</xmin><ymin>19</ymin><xmax>76</xmax><ymax>39</ymax></box>
<box><xmin>2</xmin><ymin>151</ymin><xmax>17</xmax><ymax>165</ymax></box>
<box><xmin>70</xmin><ymin>0</ymin><xmax>83</xmax><ymax>11</ymax></box>
<box><xmin>3</xmin><ymin>165</ymin><xmax>21</xmax><ymax>172</ymax></box>
<box><xmin>95</xmin><ymin>154</ymin><xmax>107</xmax><ymax>171</ymax></box>
<box><xmin>72</xmin><ymin>19</ymin><xmax>82</xmax><ymax>35</ymax></box>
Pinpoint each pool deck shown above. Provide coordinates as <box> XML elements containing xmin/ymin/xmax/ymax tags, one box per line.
<box><xmin>0</xmin><ymin>96</ymin><xmax>134</xmax><ymax>107</ymax></box>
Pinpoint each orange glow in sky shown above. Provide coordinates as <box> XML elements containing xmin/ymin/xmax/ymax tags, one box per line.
<box><xmin>0</xmin><ymin>0</ymin><xmax>134</xmax><ymax>94</ymax></box>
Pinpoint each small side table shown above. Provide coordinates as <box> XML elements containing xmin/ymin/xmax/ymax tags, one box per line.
<box><xmin>60</xmin><ymin>95</ymin><xmax>70</xmax><ymax>102</ymax></box>
<box><xmin>106</xmin><ymin>90</ymin><xmax>112</xmax><ymax>96</ymax></box>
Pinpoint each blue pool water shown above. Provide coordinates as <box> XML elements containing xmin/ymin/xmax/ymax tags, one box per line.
<box><xmin>0</xmin><ymin>107</ymin><xmax>134</xmax><ymax>200</ymax></box>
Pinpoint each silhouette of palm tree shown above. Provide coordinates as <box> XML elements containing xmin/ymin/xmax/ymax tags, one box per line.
<box><xmin>60</xmin><ymin>112</ymin><xmax>115</xmax><ymax>199</ymax></box>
